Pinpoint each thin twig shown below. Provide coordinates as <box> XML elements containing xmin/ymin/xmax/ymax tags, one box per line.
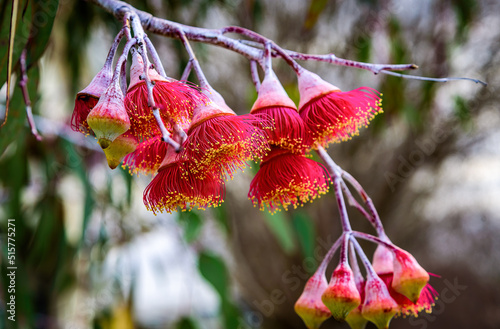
<box><xmin>381</xmin><ymin>69</ymin><xmax>487</xmax><ymax>86</ymax></box>
<box><xmin>250</xmin><ymin>60</ymin><xmax>261</xmax><ymax>92</ymax></box>
<box><xmin>180</xmin><ymin>60</ymin><xmax>193</xmax><ymax>81</ymax></box>
<box><xmin>87</xmin><ymin>0</ymin><xmax>486</xmax><ymax>86</ymax></box>
<box><xmin>19</xmin><ymin>49</ymin><xmax>42</xmax><ymax>141</ymax></box>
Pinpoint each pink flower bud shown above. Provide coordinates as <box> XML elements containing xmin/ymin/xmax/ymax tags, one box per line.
<box><xmin>294</xmin><ymin>272</ymin><xmax>331</xmax><ymax>329</ymax></box>
<box><xmin>103</xmin><ymin>131</ymin><xmax>138</xmax><ymax>169</ymax></box>
<box><xmin>321</xmin><ymin>263</ymin><xmax>361</xmax><ymax>320</ymax></box>
<box><xmin>72</xmin><ymin>64</ymin><xmax>113</xmax><ymax>134</ymax></box>
<box><xmin>87</xmin><ymin>79</ymin><xmax>131</xmax><ymax>149</ymax></box>
<box><xmin>372</xmin><ymin>245</ymin><xmax>394</xmax><ymax>274</ymax></box>
<box><xmin>391</xmin><ymin>249</ymin><xmax>430</xmax><ymax>303</ymax></box>
<box><xmin>251</xmin><ymin>70</ymin><xmax>297</xmax><ymax>111</ymax></box>
<box><xmin>361</xmin><ymin>274</ymin><xmax>397</xmax><ymax>329</ymax></box>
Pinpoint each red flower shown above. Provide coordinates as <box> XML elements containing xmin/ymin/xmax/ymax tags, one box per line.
<box><xmin>180</xmin><ymin>87</ymin><xmax>269</xmax><ymax>179</ymax></box>
<box><xmin>298</xmin><ymin>69</ymin><xmax>382</xmax><ymax>148</ymax></box>
<box><xmin>250</xmin><ymin>70</ymin><xmax>311</xmax><ymax>152</ymax></box>
<box><xmin>143</xmin><ymin>148</ymin><xmax>225</xmax><ymax>214</ymax></box>
<box><xmin>122</xmin><ymin>135</ymin><xmax>168</xmax><ymax>175</ymax></box>
<box><xmin>124</xmin><ymin>52</ymin><xmax>206</xmax><ymax>140</ymax></box>
<box><xmin>248</xmin><ymin>147</ymin><xmax>330</xmax><ymax>212</ymax></box>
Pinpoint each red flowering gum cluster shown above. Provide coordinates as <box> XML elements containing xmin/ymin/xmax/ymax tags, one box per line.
<box><xmin>71</xmin><ymin>34</ymin><xmax>383</xmax><ymax>214</ymax></box>
<box><xmin>247</xmin><ymin>70</ymin><xmax>330</xmax><ymax>212</ymax></box>
<box><xmin>71</xmin><ymin>40</ymin><xmax>274</xmax><ymax>213</ymax></box>
<box><xmin>295</xmin><ymin>246</ymin><xmax>437</xmax><ymax>329</ymax></box>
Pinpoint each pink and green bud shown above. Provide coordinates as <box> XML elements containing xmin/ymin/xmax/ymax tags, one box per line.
<box><xmin>103</xmin><ymin>131</ymin><xmax>138</xmax><ymax>169</ymax></box>
<box><xmin>361</xmin><ymin>274</ymin><xmax>397</xmax><ymax>329</ymax></box>
<box><xmin>87</xmin><ymin>78</ymin><xmax>131</xmax><ymax>149</ymax></box>
<box><xmin>321</xmin><ymin>263</ymin><xmax>361</xmax><ymax>320</ymax></box>
<box><xmin>294</xmin><ymin>272</ymin><xmax>331</xmax><ymax>329</ymax></box>
<box><xmin>392</xmin><ymin>248</ymin><xmax>430</xmax><ymax>303</ymax></box>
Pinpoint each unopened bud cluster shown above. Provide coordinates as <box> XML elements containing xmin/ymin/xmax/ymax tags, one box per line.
<box><xmin>295</xmin><ymin>242</ymin><xmax>438</xmax><ymax>329</ymax></box>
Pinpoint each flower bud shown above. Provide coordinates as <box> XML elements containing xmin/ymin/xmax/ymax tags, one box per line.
<box><xmin>321</xmin><ymin>263</ymin><xmax>361</xmax><ymax>320</ymax></box>
<box><xmin>294</xmin><ymin>272</ymin><xmax>331</xmax><ymax>329</ymax></box>
<box><xmin>87</xmin><ymin>78</ymin><xmax>131</xmax><ymax>149</ymax></box>
<box><xmin>372</xmin><ymin>245</ymin><xmax>394</xmax><ymax>274</ymax></box>
<box><xmin>72</xmin><ymin>64</ymin><xmax>113</xmax><ymax>134</ymax></box>
<box><xmin>392</xmin><ymin>249</ymin><xmax>430</xmax><ymax>303</ymax></box>
<box><xmin>345</xmin><ymin>306</ymin><xmax>368</xmax><ymax>329</ymax></box>
<box><xmin>361</xmin><ymin>274</ymin><xmax>397</xmax><ymax>329</ymax></box>
<box><xmin>103</xmin><ymin>131</ymin><xmax>138</xmax><ymax>169</ymax></box>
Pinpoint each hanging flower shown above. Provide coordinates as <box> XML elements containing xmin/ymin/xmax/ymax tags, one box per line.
<box><xmin>378</xmin><ymin>272</ymin><xmax>438</xmax><ymax>318</ymax></box>
<box><xmin>180</xmin><ymin>87</ymin><xmax>269</xmax><ymax>180</ymax></box>
<box><xmin>361</xmin><ymin>274</ymin><xmax>398</xmax><ymax>329</ymax></box>
<box><xmin>103</xmin><ymin>131</ymin><xmax>138</xmax><ymax>169</ymax></box>
<box><xmin>294</xmin><ymin>271</ymin><xmax>331</xmax><ymax>329</ymax></box>
<box><xmin>298</xmin><ymin>69</ymin><xmax>382</xmax><ymax>148</ymax></box>
<box><xmin>321</xmin><ymin>263</ymin><xmax>361</xmax><ymax>321</ymax></box>
<box><xmin>345</xmin><ymin>279</ymin><xmax>368</xmax><ymax>329</ymax></box>
<box><xmin>122</xmin><ymin>135</ymin><xmax>168</xmax><ymax>175</ymax></box>
<box><xmin>71</xmin><ymin>41</ymin><xmax>118</xmax><ymax>134</ymax></box>
<box><xmin>124</xmin><ymin>51</ymin><xmax>206</xmax><ymax>140</ymax></box>
<box><xmin>248</xmin><ymin>147</ymin><xmax>330</xmax><ymax>213</ymax></box>
<box><xmin>143</xmin><ymin>148</ymin><xmax>225</xmax><ymax>214</ymax></box>
<box><xmin>250</xmin><ymin>70</ymin><xmax>311</xmax><ymax>152</ymax></box>
<box><xmin>87</xmin><ymin>76</ymin><xmax>131</xmax><ymax>149</ymax></box>
<box><xmin>391</xmin><ymin>248</ymin><xmax>430</xmax><ymax>303</ymax></box>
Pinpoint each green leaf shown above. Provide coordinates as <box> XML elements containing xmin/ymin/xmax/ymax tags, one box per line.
<box><xmin>263</xmin><ymin>211</ymin><xmax>296</xmax><ymax>254</ymax></box>
<box><xmin>1</xmin><ymin>0</ymin><xmax>19</xmax><ymax>129</ymax></box>
<box><xmin>178</xmin><ymin>211</ymin><xmax>203</xmax><ymax>243</ymax></box>
<box><xmin>0</xmin><ymin>0</ymin><xmax>31</xmax><ymax>88</ymax></box>
<box><xmin>176</xmin><ymin>317</ymin><xmax>199</xmax><ymax>329</ymax></box>
<box><xmin>303</xmin><ymin>0</ymin><xmax>330</xmax><ymax>30</ymax></box>
<box><xmin>221</xmin><ymin>300</ymin><xmax>241</xmax><ymax>329</ymax></box>
<box><xmin>26</xmin><ymin>0</ymin><xmax>60</xmax><ymax>67</ymax></box>
<box><xmin>198</xmin><ymin>251</ymin><xmax>228</xmax><ymax>299</ymax></box>
<box><xmin>292</xmin><ymin>212</ymin><xmax>315</xmax><ymax>259</ymax></box>
<box><xmin>212</xmin><ymin>203</ymin><xmax>229</xmax><ymax>233</ymax></box>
